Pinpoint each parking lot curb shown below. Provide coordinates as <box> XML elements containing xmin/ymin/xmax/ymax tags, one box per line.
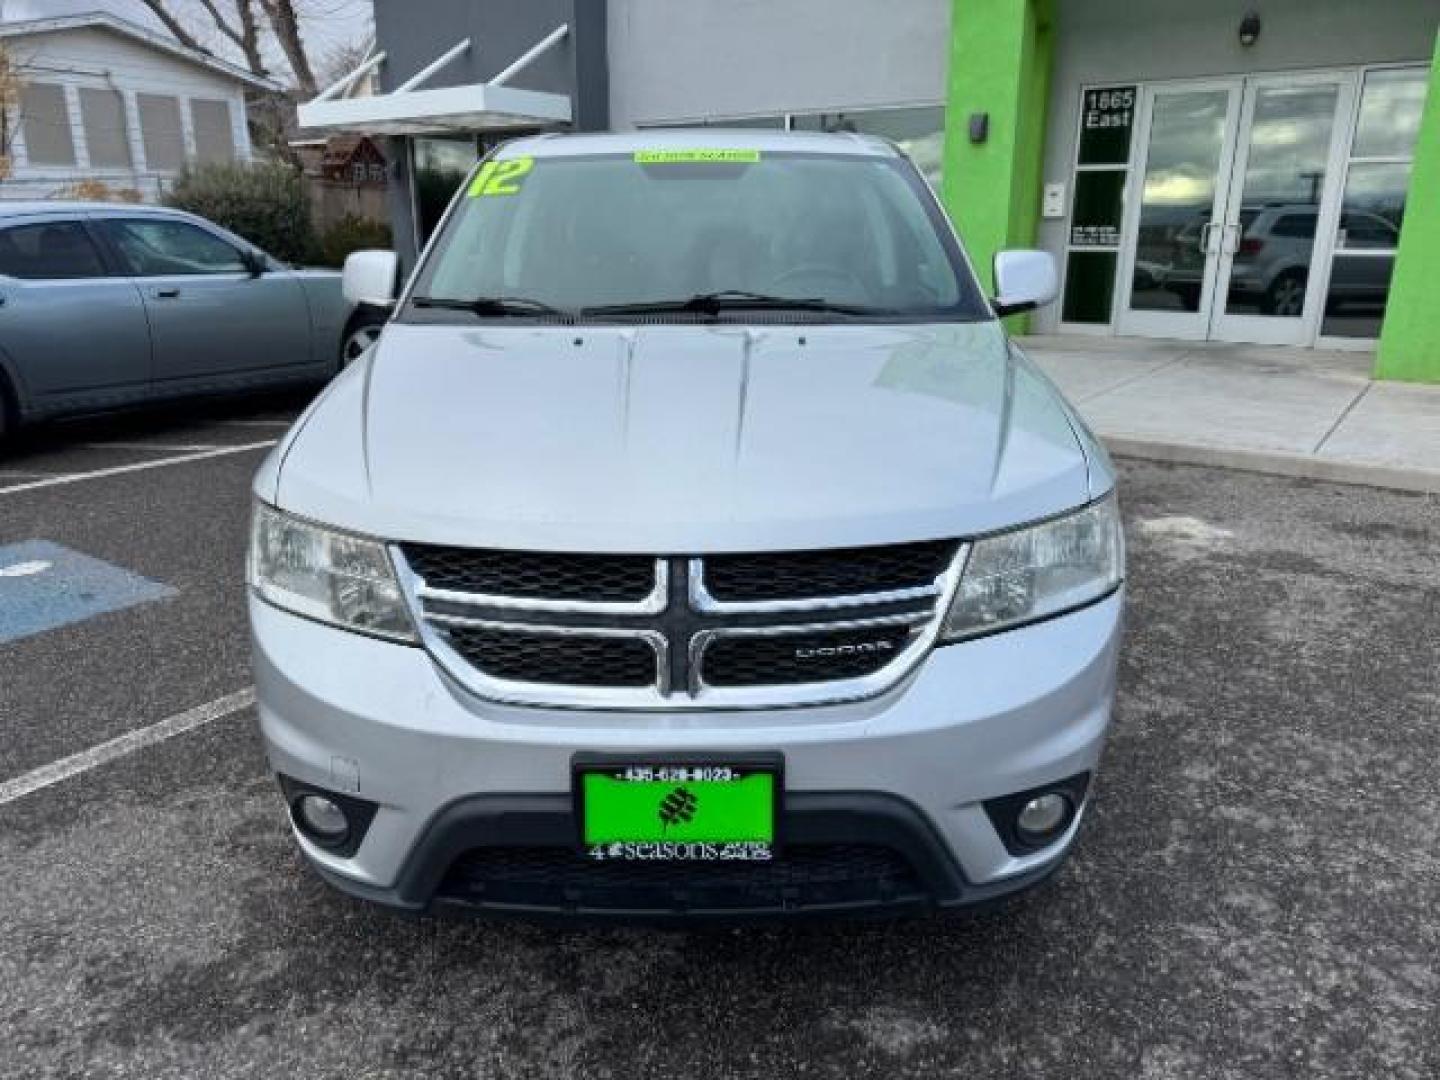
<box><xmin>1104</xmin><ymin>435</ymin><xmax>1440</xmax><ymax>496</ymax></box>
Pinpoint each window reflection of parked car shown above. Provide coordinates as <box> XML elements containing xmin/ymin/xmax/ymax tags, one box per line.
<box><xmin>1164</xmin><ymin>204</ymin><xmax>1399</xmax><ymax>316</ymax></box>
<box><xmin>1132</xmin><ymin>259</ymin><xmax>1168</xmax><ymax>291</ymax></box>
<box><xmin>0</xmin><ymin>203</ymin><xmax>386</xmax><ymax>441</ymax></box>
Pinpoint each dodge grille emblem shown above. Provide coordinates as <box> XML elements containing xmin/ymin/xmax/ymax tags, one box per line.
<box><xmin>794</xmin><ymin>640</ymin><xmax>895</xmax><ymax>661</ymax></box>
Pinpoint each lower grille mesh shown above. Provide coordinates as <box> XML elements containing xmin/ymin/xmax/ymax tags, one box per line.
<box><xmin>437</xmin><ymin>845</ymin><xmax>924</xmax><ymax>913</ymax></box>
<box><xmin>442</xmin><ymin>626</ymin><xmax>656</xmax><ymax>688</ymax></box>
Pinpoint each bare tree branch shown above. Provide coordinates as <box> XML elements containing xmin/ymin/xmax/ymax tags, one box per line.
<box><xmin>257</xmin><ymin>0</ymin><xmax>318</xmax><ymax>98</ymax></box>
<box><xmin>136</xmin><ymin>0</ymin><xmax>213</xmax><ymax>56</ymax></box>
<box><xmin>194</xmin><ymin>0</ymin><xmax>271</xmax><ymax>81</ymax></box>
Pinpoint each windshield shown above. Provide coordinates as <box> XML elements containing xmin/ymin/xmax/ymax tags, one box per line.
<box><xmin>405</xmin><ymin>149</ymin><xmax>990</xmax><ymax>322</ymax></box>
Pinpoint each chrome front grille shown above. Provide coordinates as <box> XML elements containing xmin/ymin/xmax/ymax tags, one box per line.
<box><xmin>395</xmin><ymin>542</ymin><xmax>966</xmax><ymax>710</ymax></box>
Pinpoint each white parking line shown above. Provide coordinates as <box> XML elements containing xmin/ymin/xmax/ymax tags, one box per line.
<box><xmin>0</xmin><ymin>688</ymin><xmax>256</xmax><ymax>807</ymax></box>
<box><xmin>79</xmin><ymin>441</ymin><xmax>225</xmax><ymax>453</ymax></box>
<box><xmin>0</xmin><ymin>440</ymin><xmax>276</xmax><ymax>497</ymax></box>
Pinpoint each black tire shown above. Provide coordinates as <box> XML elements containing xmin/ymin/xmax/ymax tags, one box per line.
<box><xmin>339</xmin><ymin>306</ymin><xmax>388</xmax><ymax>369</ymax></box>
<box><xmin>1261</xmin><ymin>270</ymin><xmax>1307</xmax><ymax>317</ymax></box>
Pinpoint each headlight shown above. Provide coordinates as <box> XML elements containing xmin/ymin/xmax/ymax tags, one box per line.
<box><xmin>248</xmin><ymin>503</ymin><xmax>417</xmax><ymax>642</ymax></box>
<box><xmin>942</xmin><ymin>494</ymin><xmax>1123</xmax><ymax>642</ymax></box>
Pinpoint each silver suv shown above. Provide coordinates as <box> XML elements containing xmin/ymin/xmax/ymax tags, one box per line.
<box><xmin>247</xmin><ymin>131</ymin><xmax>1125</xmax><ymax>921</ymax></box>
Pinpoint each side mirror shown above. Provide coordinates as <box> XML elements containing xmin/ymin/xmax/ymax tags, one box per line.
<box><xmin>991</xmin><ymin>250</ymin><xmax>1058</xmax><ymax>318</ymax></box>
<box><xmin>241</xmin><ymin>249</ymin><xmax>266</xmax><ymax>277</ymax></box>
<box><xmin>342</xmin><ymin>249</ymin><xmax>400</xmax><ymax>308</ymax></box>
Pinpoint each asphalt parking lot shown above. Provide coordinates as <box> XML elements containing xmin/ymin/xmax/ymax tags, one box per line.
<box><xmin>1</xmin><ymin>397</ymin><xmax>1437</xmax><ymax>1079</ymax></box>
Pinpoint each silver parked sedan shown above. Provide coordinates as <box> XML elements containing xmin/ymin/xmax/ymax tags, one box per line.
<box><xmin>0</xmin><ymin>201</ymin><xmax>383</xmax><ymax>439</ymax></box>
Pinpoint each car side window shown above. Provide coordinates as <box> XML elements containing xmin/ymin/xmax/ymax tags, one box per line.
<box><xmin>1270</xmin><ymin>213</ymin><xmax>1317</xmax><ymax>240</ymax></box>
<box><xmin>1340</xmin><ymin>212</ymin><xmax>1398</xmax><ymax>249</ymax></box>
<box><xmin>104</xmin><ymin>218</ymin><xmax>249</xmax><ymax>276</ymax></box>
<box><xmin>0</xmin><ymin>221</ymin><xmax>108</xmax><ymax>280</ymax></box>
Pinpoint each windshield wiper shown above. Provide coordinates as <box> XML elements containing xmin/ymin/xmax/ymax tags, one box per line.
<box><xmin>410</xmin><ymin>295</ymin><xmax>576</xmax><ymax>321</ymax></box>
<box><xmin>581</xmin><ymin>291</ymin><xmax>888</xmax><ymax>318</ymax></box>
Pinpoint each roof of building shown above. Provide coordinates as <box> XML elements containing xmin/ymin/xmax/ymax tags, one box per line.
<box><xmin>0</xmin><ymin>11</ymin><xmax>280</xmax><ymax>91</ymax></box>
<box><xmin>496</xmin><ymin>129</ymin><xmax>901</xmax><ymax>160</ymax></box>
<box><xmin>321</xmin><ymin>134</ymin><xmax>384</xmax><ymax>164</ymax></box>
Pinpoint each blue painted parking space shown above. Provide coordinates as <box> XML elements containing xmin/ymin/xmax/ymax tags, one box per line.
<box><xmin>0</xmin><ymin>540</ymin><xmax>176</xmax><ymax>644</ymax></box>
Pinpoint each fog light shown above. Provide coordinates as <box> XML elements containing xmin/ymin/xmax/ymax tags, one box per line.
<box><xmin>1016</xmin><ymin>793</ymin><xmax>1071</xmax><ymax>840</ymax></box>
<box><xmin>295</xmin><ymin>794</ymin><xmax>349</xmax><ymax>842</ymax></box>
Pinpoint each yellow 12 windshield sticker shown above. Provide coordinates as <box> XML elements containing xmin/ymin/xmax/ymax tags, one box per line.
<box><xmin>633</xmin><ymin>149</ymin><xmax>761</xmax><ymax>164</ymax></box>
<box><xmin>468</xmin><ymin>155</ymin><xmax>534</xmax><ymax>197</ymax></box>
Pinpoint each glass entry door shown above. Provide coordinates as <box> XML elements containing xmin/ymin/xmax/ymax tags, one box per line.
<box><xmin>1117</xmin><ymin>81</ymin><xmax>1242</xmax><ymax>340</ymax></box>
<box><xmin>1210</xmin><ymin>73</ymin><xmax>1356</xmax><ymax>346</ymax></box>
<box><xmin>1115</xmin><ymin>71</ymin><xmax>1358</xmax><ymax>345</ymax></box>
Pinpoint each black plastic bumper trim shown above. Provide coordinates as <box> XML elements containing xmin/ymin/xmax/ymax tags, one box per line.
<box><xmin>298</xmin><ymin>791</ymin><xmax>1076</xmax><ymax>923</ymax></box>
<box><xmin>278</xmin><ymin>774</ymin><xmax>378</xmax><ymax>858</ymax></box>
<box><xmin>982</xmin><ymin>771</ymin><xmax>1092</xmax><ymax>857</ymax></box>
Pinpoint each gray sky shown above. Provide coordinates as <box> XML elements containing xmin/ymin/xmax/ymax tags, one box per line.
<box><xmin>1</xmin><ymin>0</ymin><xmax>374</xmax><ymax>87</ymax></box>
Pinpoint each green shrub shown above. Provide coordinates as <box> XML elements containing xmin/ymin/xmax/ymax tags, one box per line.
<box><xmin>164</xmin><ymin>162</ymin><xmax>316</xmax><ymax>265</ymax></box>
<box><xmin>317</xmin><ymin>213</ymin><xmax>393</xmax><ymax>268</ymax></box>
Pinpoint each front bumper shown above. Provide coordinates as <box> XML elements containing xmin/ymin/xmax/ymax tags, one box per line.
<box><xmin>251</xmin><ymin>589</ymin><xmax>1123</xmax><ymax>919</ymax></box>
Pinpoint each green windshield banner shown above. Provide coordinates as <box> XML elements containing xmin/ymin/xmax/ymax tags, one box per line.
<box><xmin>633</xmin><ymin>149</ymin><xmax>761</xmax><ymax>165</ymax></box>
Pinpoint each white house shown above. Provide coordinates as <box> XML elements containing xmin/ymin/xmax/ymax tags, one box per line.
<box><xmin>0</xmin><ymin>11</ymin><xmax>277</xmax><ymax>201</ymax></box>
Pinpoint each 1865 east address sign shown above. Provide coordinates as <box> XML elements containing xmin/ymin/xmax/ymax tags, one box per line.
<box><xmin>1078</xmin><ymin>86</ymin><xmax>1135</xmax><ymax>166</ymax></box>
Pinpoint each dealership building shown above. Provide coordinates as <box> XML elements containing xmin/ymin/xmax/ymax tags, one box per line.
<box><xmin>300</xmin><ymin>0</ymin><xmax>1440</xmax><ymax>383</ymax></box>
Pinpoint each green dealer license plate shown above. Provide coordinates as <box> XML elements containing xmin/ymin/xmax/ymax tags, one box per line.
<box><xmin>575</xmin><ymin>758</ymin><xmax>780</xmax><ymax>862</ymax></box>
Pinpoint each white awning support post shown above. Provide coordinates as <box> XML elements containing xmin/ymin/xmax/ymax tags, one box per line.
<box><xmin>312</xmin><ymin>49</ymin><xmax>386</xmax><ymax>104</ymax></box>
<box><xmin>490</xmin><ymin>24</ymin><xmax>568</xmax><ymax>87</ymax></box>
<box><xmin>396</xmin><ymin>38</ymin><xmax>472</xmax><ymax>93</ymax></box>
<box><xmin>296</xmin><ymin>26</ymin><xmax>572</xmax><ymax>136</ymax></box>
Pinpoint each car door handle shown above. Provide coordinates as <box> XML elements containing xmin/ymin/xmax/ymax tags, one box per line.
<box><xmin>154</xmin><ymin>287</ymin><xmax>181</xmax><ymax>299</ymax></box>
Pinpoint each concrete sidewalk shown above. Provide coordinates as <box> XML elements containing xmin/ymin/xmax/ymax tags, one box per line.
<box><xmin>1021</xmin><ymin>335</ymin><xmax>1440</xmax><ymax>494</ymax></box>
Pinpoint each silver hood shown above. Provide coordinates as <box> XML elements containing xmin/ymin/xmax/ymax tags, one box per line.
<box><xmin>266</xmin><ymin>321</ymin><xmax>1100</xmax><ymax>552</ymax></box>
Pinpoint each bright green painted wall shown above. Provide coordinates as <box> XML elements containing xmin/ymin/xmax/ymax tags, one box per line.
<box><xmin>941</xmin><ymin>0</ymin><xmax>1054</xmax><ymax>328</ymax></box>
<box><xmin>1376</xmin><ymin>33</ymin><xmax>1440</xmax><ymax>383</ymax></box>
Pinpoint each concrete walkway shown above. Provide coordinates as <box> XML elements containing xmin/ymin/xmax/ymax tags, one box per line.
<box><xmin>1021</xmin><ymin>335</ymin><xmax>1440</xmax><ymax>494</ymax></box>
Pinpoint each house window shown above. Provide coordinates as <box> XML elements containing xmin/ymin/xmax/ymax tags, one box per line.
<box><xmin>20</xmin><ymin>83</ymin><xmax>77</xmax><ymax>166</ymax></box>
<box><xmin>137</xmin><ymin>93</ymin><xmax>185</xmax><ymax>171</ymax></box>
<box><xmin>79</xmin><ymin>87</ymin><xmax>132</xmax><ymax>169</ymax></box>
<box><xmin>190</xmin><ymin>99</ymin><xmax>235</xmax><ymax>163</ymax></box>
<box><xmin>352</xmin><ymin>162</ymin><xmax>366</xmax><ymax>182</ymax></box>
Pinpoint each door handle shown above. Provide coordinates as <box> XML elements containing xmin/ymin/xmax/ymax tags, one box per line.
<box><xmin>1221</xmin><ymin>223</ymin><xmax>1241</xmax><ymax>256</ymax></box>
<box><xmin>154</xmin><ymin>287</ymin><xmax>181</xmax><ymax>299</ymax></box>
